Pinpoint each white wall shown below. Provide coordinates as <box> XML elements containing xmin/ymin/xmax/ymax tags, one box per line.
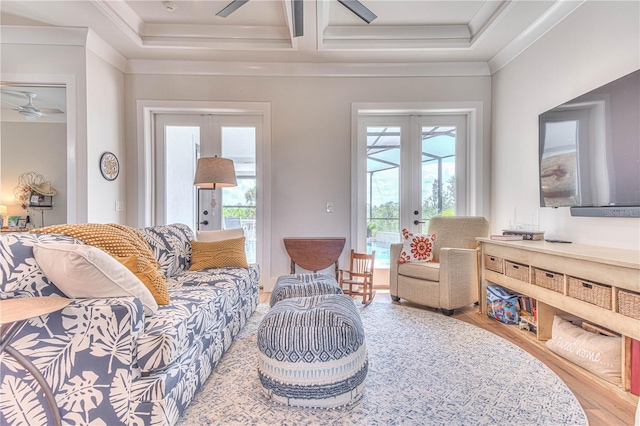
<box><xmin>0</xmin><ymin>122</ymin><xmax>67</xmax><ymax>227</ymax></box>
<box><xmin>86</xmin><ymin>50</ymin><xmax>126</xmax><ymax>223</ymax></box>
<box><xmin>0</xmin><ymin>41</ymin><xmax>88</xmax><ymax>223</ymax></box>
<box><xmin>126</xmin><ymin>74</ymin><xmax>491</xmax><ymax>285</ymax></box>
<box><xmin>491</xmin><ymin>1</ymin><xmax>640</xmax><ymax>250</ymax></box>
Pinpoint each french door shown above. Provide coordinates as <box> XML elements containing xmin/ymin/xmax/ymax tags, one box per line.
<box><xmin>154</xmin><ymin>114</ymin><xmax>261</xmax><ymax>263</ymax></box>
<box><xmin>358</xmin><ymin>114</ymin><xmax>467</xmax><ymax>267</ymax></box>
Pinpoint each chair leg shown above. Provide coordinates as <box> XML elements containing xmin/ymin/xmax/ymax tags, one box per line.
<box><xmin>391</xmin><ymin>296</ymin><xmax>400</xmax><ymax>302</ymax></box>
<box><xmin>441</xmin><ymin>308</ymin><xmax>454</xmax><ymax>316</ymax></box>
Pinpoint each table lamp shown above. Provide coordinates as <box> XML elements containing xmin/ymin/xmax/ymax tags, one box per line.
<box><xmin>0</xmin><ymin>205</ymin><xmax>7</xmax><ymax>228</ymax></box>
<box><xmin>193</xmin><ymin>156</ymin><xmax>237</xmax><ymax>228</ymax></box>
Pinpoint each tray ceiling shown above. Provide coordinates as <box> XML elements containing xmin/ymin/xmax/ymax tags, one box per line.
<box><xmin>0</xmin><ymin>0</ymin><xmax>582</xmax><ymax>66</ymax></box>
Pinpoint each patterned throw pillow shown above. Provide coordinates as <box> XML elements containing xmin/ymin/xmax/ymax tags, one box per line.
<box><xmin>398</xmin><ymin>228</ymin><xmax>436</xmax><ymax>264</ymax></box>
<box><xmin>189</xmin><ymin>237</ymin><xmax>248</xmax><ymax>270</ymax></box>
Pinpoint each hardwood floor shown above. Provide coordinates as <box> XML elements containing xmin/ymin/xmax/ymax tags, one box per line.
<box><xmin>259</xmin><ymin>289</ymin><xmax>638</xmax><ymax>425</ymax></box>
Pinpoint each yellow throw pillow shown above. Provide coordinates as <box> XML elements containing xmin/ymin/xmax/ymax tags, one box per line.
<box><xmin>190</xmin><ymin>237</ymin><xmax>248</xmax><ymax>270</ymax></box>
<box><xmin>117</xmin><ymin>255</ymin><xmax>170</xmax><ymax>305</ymax></box>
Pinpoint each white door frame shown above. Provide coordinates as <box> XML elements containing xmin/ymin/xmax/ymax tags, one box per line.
<box><xmin>137</xmin><ymin>100</ymin><xmax>272</xmax><ymax>287</ymax></box>
<box><xmin>351</xmin><ymin>102</ymin><xmax>486</xmax><ymax>254</ymax></box>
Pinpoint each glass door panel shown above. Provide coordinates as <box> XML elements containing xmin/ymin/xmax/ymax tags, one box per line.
<box><xmin>165</xmin><ymin>126</ymin><xmax>200</xmax><ymax>233</ymax></box>
<box><xmin>358</xmin><ymin>114</ymin><xmax>467</xmax><ymax>266</ymax></box>
<box><xmin>366</xmin><ymin>126</ymin><xmax>402</xmax><ymax>268</ymax></box>
<box><xmin>419</xmin><ymin>125</ymin><xmax>457</xmax><ymax>233</ymax></box>
<box><xmin>221</xmin><ymin>126</ymin><xmax>257</xmax><ymax>264</ymax></box>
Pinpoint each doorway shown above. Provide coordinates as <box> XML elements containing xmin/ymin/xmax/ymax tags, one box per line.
<box><xmin>154</xmin><ymin>113</ymin><xmax>261</xmax><ymax>264</ymax></box>
<box><xmin>357</xmin><ymin>113</ymin><xmax>468</xmax><ymax>268</ymax></box>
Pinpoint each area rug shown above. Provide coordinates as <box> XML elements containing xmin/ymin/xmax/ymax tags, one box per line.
<box><xmin>178</xmin><ymin>303</ymin><xmax>587</xmax><ymax>425</ymax></box>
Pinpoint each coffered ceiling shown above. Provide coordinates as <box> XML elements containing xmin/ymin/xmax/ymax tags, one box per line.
<box><xmin>0</xmin><ymin>0</ymin><xmax>585</xmax><ymax>70</ymax></box>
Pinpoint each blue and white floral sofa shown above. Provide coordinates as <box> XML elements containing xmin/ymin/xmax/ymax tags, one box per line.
<box><xmin>0</xmin><ymin>223</ymin><xmax>260</xmax><ymax>425</ymax></box>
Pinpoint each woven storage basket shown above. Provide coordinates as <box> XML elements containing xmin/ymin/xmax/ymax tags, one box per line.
<box><xmin>484</xmin><ymin>255</ymin><xmax>504</xmax><ymax>274</ymax></box>
<box><xmin>567</xmin><ymin>277</ymin><xmax>612</xmax><ymax>309</ymax></box>
<box><xmin>533</xmin><ymin>268</ymin><xmax>563</xmax><ymax>293</ymax></box>
<box><xmin>505</xmin><ymin>261</ymin><xmax>529</xmax><ymax>283</ymax></box>
<box><xmin>618</xmin><ymin>290</ymin><xmax>640</xmax><ymax>319</ymax></box>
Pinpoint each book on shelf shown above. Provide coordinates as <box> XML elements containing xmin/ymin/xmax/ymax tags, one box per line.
<box><xmin>490</xmin><ymin>234</ymin><xmax>524</xmax><ymax>241</ymax></box>
<box><xmin>502</xmin><ymin>230</ymin><xmax>545</xmax><ymax>240</ymax></box>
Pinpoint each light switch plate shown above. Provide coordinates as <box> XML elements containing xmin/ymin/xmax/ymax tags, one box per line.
<box><xmin>115</xmin><ymin>201</ymin><xmax>125</xmax><ymax>212</ymax></box>
<box><xmin>326</xmin><ymin>202</ymin><xmax>333</xmax><ymax>213</ymax></box>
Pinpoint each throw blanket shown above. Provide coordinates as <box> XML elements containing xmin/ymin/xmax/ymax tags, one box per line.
<box><xmin>35</xmin><ymin>223</ymin><xmax>169</xmax><ymax>304</ymax></box>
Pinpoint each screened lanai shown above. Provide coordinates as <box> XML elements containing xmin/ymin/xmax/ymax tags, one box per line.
<box><xmin>366</xmin><ymin>125</ymin><xmax>457</xmax><ymax>266</ymax></box>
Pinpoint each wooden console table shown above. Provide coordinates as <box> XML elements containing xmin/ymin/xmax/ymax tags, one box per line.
<box><xmin>283</xmin><ymin>237</ymin><xmax>346</xmax><ymax>279</ymax></box>
<box><xmin>478</xmin><ymin>238</ymin><xmax>640</xmax><ymax>392</ymax></box>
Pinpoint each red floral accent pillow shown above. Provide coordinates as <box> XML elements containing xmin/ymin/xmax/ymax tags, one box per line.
<box><xmin>398</xmin><ymin>228</ymin><xmax>436</xmax><ymax>264</ymax></box>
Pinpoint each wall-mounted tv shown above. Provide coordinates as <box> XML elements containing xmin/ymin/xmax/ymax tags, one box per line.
<box><xmin>538</xmin><ymin>69</ymin><xmax>640</xmax><ymax>218</ymax></box>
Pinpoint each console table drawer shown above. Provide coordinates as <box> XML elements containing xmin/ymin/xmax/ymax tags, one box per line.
<box><xmin>533</xmin><ymin>268</ymin><xmax>564</xmax><ymax>293</ymax></box>
<box><xmin>568</xmin><ymin>277</ymin><xmax>612</xmax><ymax>309</ymax></box>
<box><xmin>505</xmin><ymin>261</ymin><xmax>529</xmax><ymax>283</ymax></box>
<box><xmin>484</xmin><ymin>255</ymin><xmax>504</xmax><ymax>274</ymax></box>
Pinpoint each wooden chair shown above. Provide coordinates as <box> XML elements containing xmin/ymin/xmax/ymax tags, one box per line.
<box><xmin>339</xmin><ymin>250</ymin><xmax>376</xmax><ymax>305</ymax></box>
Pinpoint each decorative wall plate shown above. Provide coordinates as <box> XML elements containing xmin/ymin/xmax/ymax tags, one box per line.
<box><xmin>100</xmin><ymin>152</ymin><xmax>119</xmax><ymax>181</ymax></box>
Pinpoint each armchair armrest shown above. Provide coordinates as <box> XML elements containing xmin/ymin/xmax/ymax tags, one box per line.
<box><xmin>0</xmin><ymin>297</ymin><xmax>145</xmax><ymax>425</ymax></box>
<box><xmin>438</xmin><ymin>247</ymin><xmax>479</xmax><ymax>310</ymax></box>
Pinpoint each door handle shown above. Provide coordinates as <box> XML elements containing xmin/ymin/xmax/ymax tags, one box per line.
<box><xmin>414</xmin><ymin>220</ymin><xmax>425</xmax><ymax>225</ymax></box>
<box><xmin>199</xmin><ymin>220</ymin><xmax>209</xmax><ymax>225</ymax></box>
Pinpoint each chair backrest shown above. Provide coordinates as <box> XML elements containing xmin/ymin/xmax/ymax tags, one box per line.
<box><xmin>224</xmin><ymin>216</ymin><xmax>242</xmax><ymax>230</ymax></box>
<box><xmin>348</xmin><ymin>249</ymin><xmax>375</xmax><ymax>277</ymax></box>
<box><xmin>427</xmin><ymin>216</ymin><xmax>489</xmax><ymax>263</ymax></box>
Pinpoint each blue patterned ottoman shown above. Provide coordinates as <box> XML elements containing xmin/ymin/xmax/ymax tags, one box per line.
<box><xmin>269</xmin><ymin>273</ymin><xmax>343</xmax><ymax>307</ymax></box>
<box><xmin>257</xmin><ymin>294</ymin><xmax>368</xmax><ymax>408</ymax></box>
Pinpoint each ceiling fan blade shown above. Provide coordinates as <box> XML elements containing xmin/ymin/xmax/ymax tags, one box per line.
<box><xmin>337</xmin><ymin>0</ymin><xmax>377</xmax><ymax>24</ymax></box>
<box><xmin>40</xmin><ymin>113</ymin><xmax>66</xmax><ymax>122</ymax></box>
<box><xmin>1</xmin><ymin>98</ymin><xmax>22</xmax><ymax>108</ymax></box>
<box><xmin>292</xmin><ymin>0</ymin><xmax>303</xmax><ymax>38</ymax></box>
<box><xmin>39</xmin><ymin>108</ymin><xmax>64</xmax><ymax>114</ymax></box>
<box><xmin>216</xmin><ymin>0</ymin><xmax>249</xmax><ymax>18</ymax></box>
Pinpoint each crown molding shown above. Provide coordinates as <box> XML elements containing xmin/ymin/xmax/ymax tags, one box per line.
<box><xmin>0</xmin><ymin>25</ymin><xmax>88</xmax><ymax>46</ymax></box>
<box><xmin>488</xmin><ymin>0</ymin><xmax>586</xmax><ymax>74</ymax></box>
<box><xmin>126</xmin><ymin>60</ymin><xmax>490</xmax><ymax>77</ymax></box>
<box><xmin>317</xmin><ymin>0</ymin><xmax>509</xmax><ymax>51</ymax></box>
<box><xmin>86</xmin><ymin>29</ymin><xmax>128</xmax><ymax>72</ymax></box>
<box><xmin>1</xmin><ymin>26</ymin><xmax>127</xmax><ymax>73</ymax></box>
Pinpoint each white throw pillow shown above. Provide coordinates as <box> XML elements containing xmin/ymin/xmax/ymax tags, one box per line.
<box><xmin>33</xmin><ymin>243</ymin><xmax>158</xmax><ymax>316</ymax></box>
<box><xmin>197</xmin><ymin>228</ymin><xmax>244</xmax><ymax>242</ymax></box>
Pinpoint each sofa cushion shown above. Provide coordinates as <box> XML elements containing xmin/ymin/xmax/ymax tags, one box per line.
<box><xmin>397</xmin><ymin>261</ymin><xmax>440</xmax><ymax>281</ymax></box>
<box><xmin>1</xmin><ymin>232</ymin><xmax>81</xmax><ymax>296</ymax></box>
<box><xmin>137</xmin><ymin>285</ymin><xmax>229</xmax><ymax>373</ymax></box>
<box><xmin>136</xmin><ymin>265</ymin><xmax>258</xmax><ymax>373</ymax></box>
<box><xmin>33</xmin><ymin>243</ymin><xmax>158</xmax><ymax>316</ymax></box>
<box><xmin>138</xmin><ymin>224</ymin><xmax>193</xmax><ymax>278</ymax></box>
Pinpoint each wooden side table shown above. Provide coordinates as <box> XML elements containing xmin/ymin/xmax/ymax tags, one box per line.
<box><xmin>0</xmin><ymin>297</ymin><xmax>70</xmax><ymax>426</ymax></box>
<box><xmin>283</xmin><ymin>237</ymin><xmax>346</xmax><ymax>279</ymax></box>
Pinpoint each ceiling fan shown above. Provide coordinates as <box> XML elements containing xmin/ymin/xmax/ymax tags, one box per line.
<box><xmin>216</xmin><ymin>0</ymin><xmax>377</xmax><ymax>37</ymax></box>
<box><xmin>1</xmin><ymin>90</ymin><xmax>65</xmax><ymax>121</ymax></box>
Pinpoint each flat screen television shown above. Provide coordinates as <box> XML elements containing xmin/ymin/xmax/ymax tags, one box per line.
<box><xmin>538</xmin><ymin>69</ymin><xmax>640</xmax><ymax>218</ymax></box>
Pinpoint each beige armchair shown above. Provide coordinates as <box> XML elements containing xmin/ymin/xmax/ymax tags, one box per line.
<box><xmin>389</xmin><ymin>216</ymin><xmax>489</xmax><ymax>315</ymax></box>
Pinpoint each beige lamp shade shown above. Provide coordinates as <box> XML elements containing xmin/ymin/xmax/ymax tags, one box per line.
<box><xmin>193</xmin><ymin>157</ymin><xmax>237</xmax><ymax>189</ymax></box>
